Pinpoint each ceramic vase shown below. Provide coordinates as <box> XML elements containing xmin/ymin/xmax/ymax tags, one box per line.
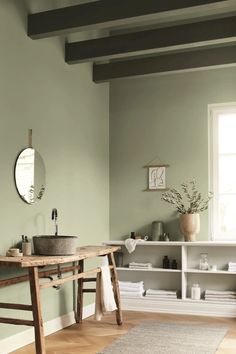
<box><xmin>179</xmin><ymin>213</ymin><xmax>200</xmax><ymax>242</ymax></box>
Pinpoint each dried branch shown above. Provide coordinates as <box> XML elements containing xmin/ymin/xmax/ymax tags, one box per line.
<box><xmin>161</xmin><ymin>180</ymin><xmax>213</xmax><ymax>214</ymax></box>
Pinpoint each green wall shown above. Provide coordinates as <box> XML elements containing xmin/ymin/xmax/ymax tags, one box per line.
<box><xmin>0</xmin><ymin>1</ymin><xmax>109</xmax><ymax>340</ymax></box>
<box><xmin>110</xmin><ymin>67</ymin><xmax>236</xmax><ymax>241</ymax></box>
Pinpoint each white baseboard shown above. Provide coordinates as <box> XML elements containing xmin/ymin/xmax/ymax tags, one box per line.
<box><xmin>121</xmin><ymin>297</ymin><xmax>236</xmax><ymax>317</ymax></box>
<box><xmin>0</xmin><ymin>303</ymin><xmax>95</xmax><ymax>354</ymax></box>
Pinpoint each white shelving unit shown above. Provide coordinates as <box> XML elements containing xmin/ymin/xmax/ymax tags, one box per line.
<box><xmin>104</xmin><ymin>240</ymin><xmax>236</xmax><ymax>317</ymax></box>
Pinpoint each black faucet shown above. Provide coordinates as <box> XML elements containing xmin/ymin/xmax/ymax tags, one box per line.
<box><xmin>51</xmin><ymin>208</ymin><xmax>61</xmax><ymax>289</ymax></box>
<box><xmin>51</xmin><ymin>208</ymin><xmax>58</xmax><ymax>236</ymax></box>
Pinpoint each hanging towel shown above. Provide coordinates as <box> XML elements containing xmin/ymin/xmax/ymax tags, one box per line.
<box><xmin>125</xmin><ymin>238</ymin><xmax>146</xmax><ymax>253</ymax></box>
<box><xmin>95</xmin><ymin>265</ymin><xmax>117</xmax><ymax>321</ymax></box>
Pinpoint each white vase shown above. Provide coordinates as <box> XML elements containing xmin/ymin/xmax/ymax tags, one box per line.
<box><xmin>179</xmin><ymin>213</ymin><xmax>200</xmax><ymax>242</ymax></box>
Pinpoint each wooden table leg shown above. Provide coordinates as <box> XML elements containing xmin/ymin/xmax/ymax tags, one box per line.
<box><xmin>76</xmin><ymin>259</ymin><xmax>84</xmax><ymax>323</ymax></box>
<box><xmin>108</xmin><ymin>252</ymin><xmax>123</xmax><ymax>325</ymax></box>
<box><xmin>28</xmin><ymin>267</ymin><xmax>46</xmax><ymax>354</ymax></box>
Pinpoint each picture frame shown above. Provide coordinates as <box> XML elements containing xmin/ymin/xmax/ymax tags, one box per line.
<box><xmin>144</xmin><ymin>164</ymin><xmax>169</xmax><ymax>191</ymax></box>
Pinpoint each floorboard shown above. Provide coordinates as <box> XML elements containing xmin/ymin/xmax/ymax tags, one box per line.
<box><xmin>12</xmin><ymin>311</ymin><xmax>236</xmax><ymax>354</ymax></box>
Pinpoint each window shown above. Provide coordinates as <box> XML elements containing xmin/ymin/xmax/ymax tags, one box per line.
<box><xmin>210</xmin><ymin>103</ymin><xmax>236</xmax><ymax>240</ymax></box>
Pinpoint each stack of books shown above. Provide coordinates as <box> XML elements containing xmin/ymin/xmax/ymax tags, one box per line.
<box><xmin>119</xmin><ymin>280</ymin><xmax>145</xmax><ymax>298</ymax></box>
<box><xmin>204</xmin><ymin>290</ymin><xmax>236</xmax><ymax>302</ymax></box>
<box><xmin>129</xmin><ymin>262</ymin><xmax>152</xmax><ymax>270</ymax></box>
<box><xmin>145</xmin><ymin>289</ymin><xmax>178</xmax><ymax>300</ymax></box>
<box><xmin>228</xmin><ymin>262</ymin><xmax>236</xmax><ymax>272</ymax></box>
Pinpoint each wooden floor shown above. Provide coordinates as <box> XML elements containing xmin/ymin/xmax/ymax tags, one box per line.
<box><xmin>13</xmin><ymin>311</ymin><xmax>236</xmax><ymax>354</ymax></box>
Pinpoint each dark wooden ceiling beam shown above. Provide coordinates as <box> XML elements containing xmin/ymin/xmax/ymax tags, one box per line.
<box><xmin>93</xmin><ymin>45</ymin><xmax>236</xmax><ymax>82</ymax></box>
<box><xmin>28</xmin><ymin>0</ymin><xmax>226</xmax><ymax>39</ymax></box>
<box><xmin>66</xmin><ymin>16</ymin><xmax>236</xmax><ymax>64</ymax></box>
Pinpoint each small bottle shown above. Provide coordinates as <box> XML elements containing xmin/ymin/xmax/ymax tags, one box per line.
<box><xmin>199</xmin><ymin>253</ymin><xmax>209</xmax><ymax>270</ymax></box>
<box><xmin>171</xmin><ymin>259</ymin><xmax>177</xmax><ymax>269</ymax></box>
<box><xmin>130</xmin><ymin>232</ymin><xmax>135</xmax><ymax>239</ymax></box>
<box><xmin>191</xmin><ymin>283</ymin><xmax>201</xmax><ymax>300</ymax></box>
<box><xmin>163</xmin><ymin>255</ymin><xmax>170</xmax><ymax>269</ymax></box>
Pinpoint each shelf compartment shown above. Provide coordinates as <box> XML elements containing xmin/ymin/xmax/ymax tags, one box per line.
<box><xmin>117</xmin><ymin>244</ymin><xmax>182</xmax><ymax>270</ymax></box>
<box><xmin>185</xmin><ymin>272</ymin><xmax>236</xmax><ymax>299</ymax></box>
<box><xmin>185</xmin><ymin>245</ymin><xmax>236</xmax><ymax>271</ymax></box>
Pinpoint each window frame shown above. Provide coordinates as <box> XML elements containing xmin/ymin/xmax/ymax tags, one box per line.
<box><xmin>209</xmin><ymin>102</ymin><xmax>236</xmax><ymax>241</ymax></box>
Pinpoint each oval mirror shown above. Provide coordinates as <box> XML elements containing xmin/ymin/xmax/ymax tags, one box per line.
<box><xmin>14</xmin><ymin>148</ymin><xmax>46</xmax><ymax>204</ymax></box>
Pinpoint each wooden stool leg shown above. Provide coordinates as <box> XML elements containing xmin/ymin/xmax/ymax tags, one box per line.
<box><xmin>76</xmin><ymin>260</ymin><xmax>84</xmax><ymax>323</ymax></box>
<box><xmin>108</xmin><ymin>252</ymin><xmax>123</xmax><ymax>325</ymax></box>
<box><xmin>28</xmin><ymin>267</ymin><xmax>46</xmax><ymax>354</ymax></box>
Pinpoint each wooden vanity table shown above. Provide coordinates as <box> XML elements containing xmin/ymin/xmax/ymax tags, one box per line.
<box><xmin>0</xmin><ymin>245</ymin><xmax>122</xmax><ymax>354</ymax></box>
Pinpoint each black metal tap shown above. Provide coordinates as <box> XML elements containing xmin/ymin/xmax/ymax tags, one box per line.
<box><xmin>51</xmin><ymin>208</ymin><xmax>58</xmax><ymax>236</ymax></box>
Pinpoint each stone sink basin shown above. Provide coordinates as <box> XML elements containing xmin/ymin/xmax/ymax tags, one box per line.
<box><xmin>33</xmin><ymin>235</ymin><xmax>78</xmax><ymax>256</ymax></box>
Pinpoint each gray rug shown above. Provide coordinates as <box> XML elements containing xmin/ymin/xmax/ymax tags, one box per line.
<box><xmin>97</xmin><ymin>321</ymin><xmax>228</xmax><ymax>354</ymax></box>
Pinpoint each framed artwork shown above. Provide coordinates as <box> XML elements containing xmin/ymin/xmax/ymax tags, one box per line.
<box><xmin>144</xmin><ymin>164</ymin><xmax>169</xmax><ymax>191</ymax></box>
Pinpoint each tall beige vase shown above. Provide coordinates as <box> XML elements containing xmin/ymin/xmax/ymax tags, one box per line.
<box><xmin>179</xmin><ymin>213</ymin><xmax>200</xmax><ymax>242</ymax></box>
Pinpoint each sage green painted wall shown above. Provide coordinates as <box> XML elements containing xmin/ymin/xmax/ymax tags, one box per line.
<box><xmin>0</xmin><ymin>1</ymin><xmax>109</xmax><ymax>340</ymax></box>
<box><xmin>110</xmin><ymin>67</ymin><xmax>236</xmax><ymax>241</ymax></box>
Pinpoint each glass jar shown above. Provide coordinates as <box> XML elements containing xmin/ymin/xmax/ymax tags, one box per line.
<box><xmin>199</xmin><ymin>253</ymin><xmax>209</xmax><ymax>270</ymax></box>
<box><xmin>191</xmin><ymin>283</ymin><xmax>201</xmax><ymax>300</ymax></box>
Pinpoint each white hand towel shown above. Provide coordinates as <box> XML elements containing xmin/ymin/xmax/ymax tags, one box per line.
<box><xmin>95</xmin><ymin>265</ymin><xmax>117</xmax><ymax>321</ymax></box>
<box><xmin>125</xmin><ymin>238</ymin><xmax>138</xmax><ymax>253</ymax></box>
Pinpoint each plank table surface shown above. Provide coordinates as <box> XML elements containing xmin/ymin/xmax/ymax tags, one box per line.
<box><xmin>0</xmin><ymin>244</ymin><xmax>122</xmax><ymax>354</ymax></box>
<box><xmin>0</xmin><ymin>245</ymin><xmax>120</xmax><ymax>267</ymax></box>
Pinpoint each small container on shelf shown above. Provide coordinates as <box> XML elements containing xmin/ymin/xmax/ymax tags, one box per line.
<box><xmin>171</xmin><ymin>259</ymin><xmax>177</xmax><ymax>269</ymax></box>
<box><xmin>114</xmin><ymin>251</ymin><xmax>123</xmax><ymax>267</ymax></box>
<box><xmin>199</xmin><ymin>253</ymin><xmax>209</xmax><ymax>270</ymax></box>
<box><xmin>191</xmin><ymin>283</ymin><xmax>201</xmax><ymax>300</ymax></box>
<box><xmin>151</xmin><ymin>221</ymin><xmax>163</xmax><ymax>241</ymax></box>
<box><xmin>130</xmin><ymin>232</ymin><xmax>135</xmax><ymax>239</ymax></box>
<box><xmin>163</xmin><ymin>255</ymin><xmax>170</xmax><ymax>269</ymax></box>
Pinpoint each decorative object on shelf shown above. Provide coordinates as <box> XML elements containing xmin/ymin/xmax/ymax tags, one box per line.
<box><xmin>161</xmin><ymin>179</ymin><xmax>213</xmax><ymax>241</ymax></box>
<box><xmin>163</xmin><ymin>255</ymin><xmax>170</xmax><ymax>269</ymax></box>
<box><xmin>199</xmin><ymin>253</ymin><xmax>209</xmax><ymax>270</ymax></box>
<box><xmin>151</xmin><ymin>221</ymin><xmax>164</xmax><ymax>241</ymax></box>
<box><xmin>210</xmin><ymin>264</ymin><xmax>217</xmax><ymax>271</ymax></box>
<box><xmin>143</xmin><ymin>156</ymin><xmax>169</xmax><ymax>191</ymax></box>
<box><xmin>130</xmin><ymin>231</ymin><xmax>135</xmax><ymax>239</ymax></box>
<box><xmin>171</xmin><ymin>259</ymin><xmax>177</xmax><ymax>269</ymax></box>
<box><xmin>114</xmin><ymin>251</ymin><xmax>123</xmax><ymax>268</ymax></box>
<box><xmin>179</xmin><ymin>213</ymin><xmax>200</xmax><ymax>242</ymax></box>
<box><xmin>134</xmin><ymin>235</ymin><xmax>142</xmax><ymax>240</ymax></box>
<box><xmin>159</xmin><ymin>232</ymin><xmax>170</xmax><ymax>242</ymax></box>
<box><xmin>191</xmin><ymin>283</ymin><xmax>201</xmax><ymax>300</ymax></box>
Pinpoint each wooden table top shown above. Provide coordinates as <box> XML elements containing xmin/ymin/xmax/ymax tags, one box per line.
<box><xmin>0</xmin><ymin>245</ymin><xmax>120</xmax><ymax>268</ymax></box>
